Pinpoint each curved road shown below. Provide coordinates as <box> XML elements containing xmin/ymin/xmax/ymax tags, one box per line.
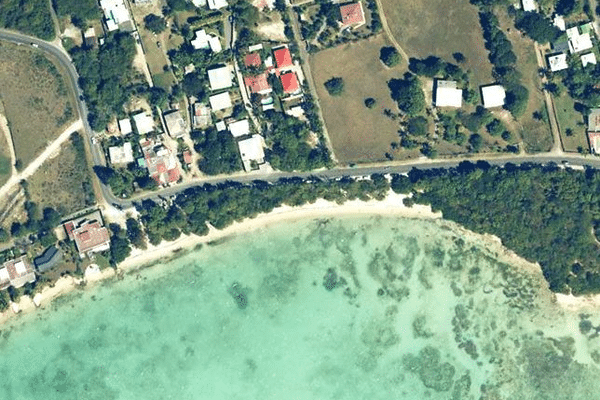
<box><xmin>2</xmin><ymin>29</ymin><xmax>600</xmax><ymax>210</ymax></box>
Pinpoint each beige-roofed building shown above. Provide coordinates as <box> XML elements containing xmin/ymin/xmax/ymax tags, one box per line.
<box><xmin>163</xmin><ymin>110</ymin><xmax>187</xmax><ymax>138</ymax></box>
<box><xmin>108</xmin><ymin>142</ymin><xmax>134</xmax><ymax>165</ymax></box>
<box><xmin>193</xmin><ymin>103</ymin><xmax>211</xmax><ymax>128</ymax></box>
<box><xmin>238</xmin><ymin>135</ymin><xmax>265</xmax><ymax>171</ymax></box>
<box><xmin>0</xmin><ymin>256</ymin><xmax>36</xmax><ymax>289</ymax></box>
<box><xmin>481</xmin><ymin>84</ymin><xmax>506</xmax><ymax>108</ymax></box>
<box><xmin>434</xmin><ymin>80</ymin><xmax>462</xmax><ymax>108</ymax></box>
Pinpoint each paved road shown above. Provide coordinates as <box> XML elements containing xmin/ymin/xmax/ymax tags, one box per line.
<box><xmin>3</xmin><ymin>29</ymin><xmax>600</xmax><ymax>213</ymax></box>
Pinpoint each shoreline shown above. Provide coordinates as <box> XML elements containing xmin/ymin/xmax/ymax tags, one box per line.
<box><xmin>2</xmin><ymin>190</ymin><xmax>597</xmax><ymax>326</ymax></box>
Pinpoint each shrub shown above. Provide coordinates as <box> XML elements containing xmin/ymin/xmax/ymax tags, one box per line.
<box><xmin>380</xmin><ymin>46</ymin><xmax>401</xmax><ymax>67</ymax></box>
<box><xmin>364</xmin><ymin>97</ymin><xmax>376</xmax><ymax>108</ymax></box>
<box><xmin>324</xmin><ymin>77</ymin><xmax>344</xmax><ymax>96</ymax></box>
<box><xmin>144</xmin><ymin>14</ymin><xmax>167</xmax><ymax>34</ymax></box>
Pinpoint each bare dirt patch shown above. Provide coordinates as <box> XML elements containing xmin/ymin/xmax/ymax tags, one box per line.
<box><xmin>378</xmin><ymin>0</ymin><xmax>494</xmax><ymax>88</ymax></box>
<box><xmin>0</xmin><ymin>42</ymin><xmax>76</xmax><ymax>168</ymax></box>
<box><xmin>310</xmin><ymin>35</ymin><xmax>408</xmax><ymax>163</ymax></box>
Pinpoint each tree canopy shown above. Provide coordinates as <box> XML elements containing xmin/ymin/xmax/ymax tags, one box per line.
<box><xmin>380</xmin><ymin>46</ymin><xmax>401</xmax><ymax>67</ymax></box>
<box><xmin>144</xmin><ymin>14</ymin><xmax>167</xmax><ymax>34</ymax></box>
<box><xmin>324</xmin><ymin>77</ymin><xmax>344</xmax><ymax>96</ymax></box>
<box><xmin>0</xmin><ymin>0</ymin><xmax>55</xmax><ymax>40</ymax></box>
<box><xmin>53</xmin><ymin>0</ymin><xmax>101</xmax><ymax>28</ymax></box>
<box><xmin>194</xmin><ymin>128</ymin><xmax>242</xmax><ymax>175</ymax></box>
<box><xmin>515</xmin><ymin>12</ymin><xmax>559</xmax><ymax>44</ymax></box>
<box><xmin>388</xmin><ymin>73</ymin><xmax>425</xmax><ymax>116</ymax></box>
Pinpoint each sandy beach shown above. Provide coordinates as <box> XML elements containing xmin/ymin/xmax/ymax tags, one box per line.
<box><xmin>0</xmin><ymin>189</ymin><xmax>589</xmax><ymax>325</ymax></box>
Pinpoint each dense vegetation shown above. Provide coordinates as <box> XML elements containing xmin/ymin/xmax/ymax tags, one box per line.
<box><xmin>479</xmin><ymin>12</ymin><xmax>528</xmax><ymax>117</ymax></box>
<box><xmin>324</xmin><ymin>77</ymin><xmax>344</xmax><ymax>96</ymax></box>
<box><xmin>392</xmin><ymin>162</ymin><xmax>600</xmax><ymax>295</ymax></box>
<box><xmin>380</xmin><ymin>46</ymin><xmax>401</xmax><ymax>67</ymax></box>
<box><xmin>263</xmin><ymin>111</ymin><xmax>331</xmax><ymax>171</ymax></box>
<box><xmin>388</xmin><ymin>73</ymin><xmax>425</xmax><ymax>116</ymax></box>
<box><xmin>52</xmin><ymin>0</ymin><xmax>101</xmax><ymax>28</ymax></box>
<box><xmin>193</xmin><ymin>128</ymin><xmax>242</xmax><ymax>175</ymax></box>
<box><xmin>515</xmin><ymin>12</ymin><xmax>559</xmax><ymax>44</ymax></box>
<box><xmin>71</xmin><ymin>33</ymin><xmax>137</xmax><ymax>131</ymax></box>
<box><xmin>0</xmin><ymin>0</ymin><xmax>55</xmax><ymax>40</ymax></box>
<box><xmin>144</xmin><ymin>14</ymin><xmax>167</xmax><ymax>34</ymax></box>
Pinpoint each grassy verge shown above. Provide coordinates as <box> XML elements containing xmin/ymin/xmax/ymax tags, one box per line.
<box><xmin>554</xmin><ymin>93</ymin><xmax>588</xmax><ymax>153</ymax></box>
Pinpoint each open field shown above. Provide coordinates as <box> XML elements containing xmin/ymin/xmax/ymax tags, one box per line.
<box><xmin>310</xmin><ymin>35</ymin><xmax>410</xmax><ymax>163</ymax></box>
<box><xmin>0</xmin><ymin>43</ymin><xmax>76</xmax><ymax>169</ymax></box>
<box><xmin>495</xmin><ymin>9</ymin><xmax>553</xmax><ymax>153</ymax></box>
<box><xmin>554</xmin><ymin>93</ymin><xmax>588</xmax><ymax>152</ymax></box>
<box><xmin>27</xmin><ymin>133</ymin><xmax>95</xmax><ymax>216</ymax></box>
<box><xmin>378</xmin><ymin>0</ymin><xmax>494</xmax><ymax>89</ymax></box>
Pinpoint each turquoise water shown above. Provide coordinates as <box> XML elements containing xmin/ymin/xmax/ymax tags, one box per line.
<box><xmin>1</xmin><ymin>216</ymin><xmax>600</xmax><ymax>399</ymax></box>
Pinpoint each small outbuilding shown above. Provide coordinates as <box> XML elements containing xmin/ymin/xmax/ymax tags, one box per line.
<box><xmin>118</xmin><ymin>118</ymin><xmax>132</xmax><ymax>135</ymax></box>
<box><xmin>481</xmin><ymin>84</ymin><xmax>506</xmax><ymax>108</ymax></box>
<box><xmin>434</xmin><ymin>80</ymin><xmax>462</xmax><ymax>108</ymax></box>
<box><xmin>228</xmin><ymin>119</ymin><xmax>250</xmax><ymax>138</ymax></box>
<box><xmin>581</xmin><ymin>52</ymin><xmax>597</xmax><ymax>67</ymax></box>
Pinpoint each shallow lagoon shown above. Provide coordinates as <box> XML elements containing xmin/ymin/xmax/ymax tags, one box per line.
<box><xmin>1</xmin><ymin>216</ymin><xmax>600</xmax><ymax>399</ymax></box>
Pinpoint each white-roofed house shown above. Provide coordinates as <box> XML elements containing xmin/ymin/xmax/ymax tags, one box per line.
<box><xmin>207</xmin><ymin>0</ymin><xmax>228</xmax><ymax>9</ymax></box>
<box><xmin>209</xmin><ymin>92</ymin><xmax>232</xmax><ymax>111</ymax></box>
<box><xmin>521</xmin><ymin>0</ymin><xmax>537</xmax><ymax>12</ymax></box>
<box><xmin>118</xmin><ymin>118</ymin><xmax>132</xmax><ymax>135</ymax></box>
<box><xmin>109</xmin><ymin>142</ymin><xmax>134</xmax><ymax>165</ymax></box>
<box><xmin>207</xmin><ymin>65</ymin><xmax>233</xmax><ymax>91</ymax></box>
<box><xmin>191</xmin><ymin>30</ymin><xmax>210</xmax><ymax>50</ymax></box>
<box><xmin>209</xmin><ymin>36</ymin><xmax>222</xmax><ymax>52</ymax></box>
<box><xmin>228</xmin><ymin>119</ymin><xmax>250</xmax><ymax>137</ymax></box>
<box><xmin>434</xmin><ymin>80</ymin><xmax>462</xmax><ymax>108</ymax></box>
<box><xmin>568</xmin><ymin>32</ymin><xmax>593</xmax><ymax>53</ymax></box>
<box><xmin>133</xmin><ymin>111</ymin><xmax>155</xmax><ymax>135</ymax></box>
<box><xmin>238</xmin><ymin>135</ymin><xmax>266</xmax><ymax>171</ymax></box>
<box><xmin>548</xmin><ymin>53</ymin><xmax>568</xmax><ymax>71</ymax></box>
<box><xmin>581</xmin><ymin>52</ymin><xmax>597</xmax><ymax>67</ymax></box>
<box><xmin>481</xmin><ymin>84</ymin><xmax>506</xmax><ymax>108</ymax></box>
<box><xmin>99</xmin><ymin>0</ymin><xmax>132</xmax><ymax>31</ymax></box>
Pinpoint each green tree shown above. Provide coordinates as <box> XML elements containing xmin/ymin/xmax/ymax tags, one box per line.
<box><xmin>195</xmin><ymin>128</ymin><xmax>242</xmax><ymax>175</ymax></box>
<box><xmin>144</xmin><ymin>14</ymin><xmax>167</xmax><ymax>34</ymax></box>
<box><xmin>126</xmin><ymin>218</ymin><xmax>147</xmax><ymax>249</ymax></box>
<box><xmin>324</xmin><ymin>77</ymin><xmax>344</xmax><ymax>96</ymax></box>
<box><xmin>407</xmin><ymin>116</ymin><xmax>428</xmax><ymax>136</ymax></box>
<box><xmin>53</xmin><ymin>0</ymin><xmax>101</xmax><ymax>28</ymax></box>
<box><xmin>388</xmin><ymin>73</ymin><xmax>425</xmax><ymax>116</ymax></box>
<box><xmin>364</xmin><ymin>98</ymin><xmax>376</xmax><ymax>108</ymax></box>
<box><xmin>515</xmin><ymin>12</ymin><xmax>559</xmax><ymax>43</ymax></box>
<box><xmin>380</xmin><ymin>46</ymin><xmax>401</xmax><ymax>67</ymax></box>
<box><xmin>469</xmin><ymin>133</ymin><xmax>483</xmax><ymax>152</ymax></box>
<box><xmin>504</xmin><ymin>84</ymin><xmax>529</xmax><ymax>117</ymax></box>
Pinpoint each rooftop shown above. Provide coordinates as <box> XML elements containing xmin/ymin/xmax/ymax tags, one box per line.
<box><xmin>273</xmin><ymin>47</ymin><xmax>293</xmax><ymax>69</ymax></box>
<box><xmin>481</xmin><ymin>84</ymin><xmax>506</xmax><ymax>108</ymax></box>
<box><xmin>244</xmin><ymin>53</ymin><xmax>262</xmax><ymax>68</ymax></box>
<box><xmin>581</xmin><ymin>52</ymin><xmax>597</xmax><ymax>67</ymax></box>
<box><xmin>191</xmin><ymin>29</ymin><xmax>211</xmax><ymax>50</ymax></box>
<box><xmin>238</xmin><ymin>135</ymin><xmax>266</xmax><ymax>171</ymax></box>
<box><xmin>73</xmin><ymin>222</ymin><xmax>111</xmax><ymax>255</ymax></box>
<box><xmin>554</xmin><ymin>15</ymin><xmax>566</xmax><ymax>31</ymax></box>
<box><xmin>588</xmin><ymin>131</ymin><xmax>600</xmax><ymax>154</ymax></box>
<box><xmin>340</xmin><ymin>2</ymin><xmax>366</xmax><ymax>28</ymax></box>
<box><xmin>34</xmin><ymin>246</ymin><xmax>62</xmax><ymax>273</ymax></box>
<box><xmin>548</xmin><ymin>53</ymin><xmax>568</xmax><ymax>72</ymax></box>
<box><xmin>109</xmin><ymin>142</ymin><xmax>134</xmax><ymax>165</ymax></box>
<box><xmin>118</xmin><ymin>118</ymin><xmax>132</xmax><ymax>135</ymax></box>
<box><xmin>100</xmin><ymin>0</ymin><xmax>131</xmax><ymax>31</ymax></box>
<box><xmin>280</xmin><ymin>72</ymin><xmax>300</xmax><ymax>94</ymax></box>
<box><xmin>207</xmin><ymin>65</ymin><xmax>233</xmax><ymax>91</ymax></box>
<box><xmin>209</xmin><ymin>92</ymin><xmax>233</xmax><ymax>111</ymax></box>
<box><xmin>434</xmin><ymin>80</ymin><xmax>462</xmax><ymax>108</ymax></box>
<box><xmin>568</xmin><ymin>32</ymin><xmax>593</xmax><ymax>54</ymax></box>
<box><xmin>588</xmin><ymin>108</ymin><xmax>600</xmax><ymax>132</ymax></box>
<box><xmin>163</xmin><ymin>110</ymin><xmax>187</xmax><ymax>138</ymax></box>
<box><xmin>141</xmin><ymin>139</ymin><xmax>180</xmax><ymax>185</ymax></box>
<box><xmin>207</xmin><ymin>0</ymin><xmax>228</xmax><ymax>9</ymax></box>
<box><xmin>244</xmin><ymin>74</ymin><xmax>271</xmax><ymax>94</ymax></box>
<box><xmin>2</xmin><ymin>256</ymin><xmax>35</xmax><ymax>289</ymax></box>
<box><xmin>228</xmin><ymin>119</ymin><xmax>251</xmax><ymax>137</ymax></box>
<box><xmin>133</xmin><ymin>111</ymin><xmax>154</xmax><ymax>135</ymax></box>
<box><xmin>521</xmin><ymin>0</ymin><xmax>536</xmax><ymax>12</ymax></box>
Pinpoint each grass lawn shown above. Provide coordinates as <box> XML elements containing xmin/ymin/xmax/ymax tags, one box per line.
<box><xmin>378</xmin><ymin>0</ymin><xmax>494</xmax><ymax>89</ymax></box>
<box><xmin>495</xmin><ymin>8</ymin><xmax>553</xmax><ymax>153</ymax></box>
<box><xmin>0</xmin><ymin>43</ymin><xmax>76</xmax><ymax>169</ymax></box>
<box><xmin>554</xmin><ymin>92</ymin><xmax>588</xmax><ymax>152</ymax></box>
<box><xmin>310</xmin><ymin>35</ymin><xmax>411</xmax><ymax>163</ymax></box>
<box><xmin>0</xmin><ymin>124</ymin><xmax>10</xmax><ymax>187</ymax></box>
<box><xmin>27</xmin><ymin>133</ymin><xmax>95</xmax><ymax>216</ymax></box>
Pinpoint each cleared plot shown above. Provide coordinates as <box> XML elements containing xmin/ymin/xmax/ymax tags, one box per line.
<box><xmin>378</xmin><ymin>0</ymin><xmax>494</xmax><ymax>88</ymax></box>
<box><xmin>310</xmin><ymin>35</ymin><xmax>407</xmax><ymax>163</ymax></box>
<box><xmin>0</xmin><ymin>43</ymin><xmax>76</xmax><ymax>168</ymax></box>
<box><xmin>27</xmin><ymin>133</ymin><xmax>95</xmax><ymax>216</ymax></box>
<box><xmin>554</xmin><ymin>93</ymin><xmax>588</xmax><ymax>152</ymax></box>
<box><xmin>495</xmin><ymin>9</ymin><xmax>553</xmax><ymax>153</ymax></box>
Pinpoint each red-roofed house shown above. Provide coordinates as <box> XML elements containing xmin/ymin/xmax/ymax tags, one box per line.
<box><xmin>340</xmin><ymin>2</ymin><xmax>365</xmax><ymax>29</ymax></box>
<box><xmin>140</xmin><ymin>139</ymin><xmax>181</xmax><ymax>186</ymax></box>
<box><xmin>0</xmin><ymin>256</ymin><xmax>36</xmax><ymax>289</ymax></box>
<box><xmin>244</xmin><ymin>74</ymin><xmax>272</xmax><ymax>95</ymax></box>
<box><xmin>273</xmin><ymin>47</ymin><xmax>293</xmax><ymax>69</ymax></box>
<box><xmin>183</xmin><ymin>150</ymin><xmax>193</xmax><ymax>165</ymax></box>
<box><xmin>72</xmin><ymin>222</ymin><xmax>111</xmax><ymax>257</ymax></box>
<box><xmin>280</xmin><ymin>72</ymin><xmax>300</xmax><ymax>94</ymax></box>
<box><xmin>244</xmin><ymin>53</ymin><xmax>262</xmax><ymax>68</ymax></box>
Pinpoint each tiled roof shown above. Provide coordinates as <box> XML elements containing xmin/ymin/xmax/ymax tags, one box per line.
<box><xmin>280</xmin><ymin>72</ymin><xmax>300</xmax><ymax>94</ymax></box>
<box><xmin>244</xmin><ymin>53</ymin><xmax>262</xmax><ymax>67</ymax></box>
<box><xmin>244</xmin><ymin>74</ymin><xmax>271</xmax><ymax>94</ymax></box>
<box><xmin>273</xmin><ymin>47</ymin><xmax>293</xmax><ymax>69</ymax></box>
<box><xmin>73</xmin><ymin>222</ymin><xmax>110</xmax><ymax>254</ymax></box>
<box><xmin>340</xmin><ymin>3</ymin><xmax>365</xmax><ymax>27</ymax></box>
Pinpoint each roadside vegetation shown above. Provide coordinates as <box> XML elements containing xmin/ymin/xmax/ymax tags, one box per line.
<box><xmin>52</xmin><ymin>0</ymin><xmax>101</xmax><ymax>28</ymax></box>
<box><xmin>0</xmin><ymin>0</ymin><xmax>55</xmax><ymax>40</ymax></box>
